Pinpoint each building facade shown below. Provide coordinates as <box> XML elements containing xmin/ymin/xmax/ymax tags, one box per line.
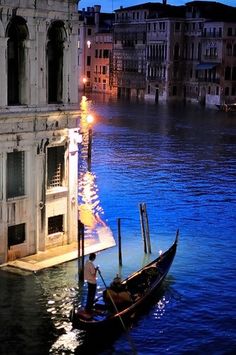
<box><xmin>0</xmin><ymin>0</ymin><xmax>80</xmax><ymax>265</ymax></box>
<box><xmin>111</xmin><ymin>1</ymin><xmax>236</xmax><ymax>107</ymax></box>
<box><xmin>78</xmin><ymin>5</ymin><xmax>114</xmax><ymax>94</ymax></box>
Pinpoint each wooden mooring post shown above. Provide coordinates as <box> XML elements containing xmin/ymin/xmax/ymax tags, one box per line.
<box><xmin>139</xmin><ymin>203</ymin><xmax>152</xmax><ymax>253</ymax></box>
<box><xmin>78</xmin><ymin>220</ymin><xmax>85</xmax><ymax>282</ymax></box>
<box><xmin>117</xmin><ymin>218</ymin><xmax>122</xmax><ymax>266</ymax></box>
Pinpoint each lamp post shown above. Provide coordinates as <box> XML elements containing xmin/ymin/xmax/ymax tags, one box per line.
<box><xmin>86</xmin><ymin>114</ymin><xmax>94</xmax><ymax>171</ymax></box>
<box><xmin>82</xmin><ymin>77</ymin><xmax>87</xmax><ymax>95</ymax></box>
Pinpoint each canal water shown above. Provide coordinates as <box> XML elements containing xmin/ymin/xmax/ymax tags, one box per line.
<box><xmin>0</xmin><ymin>97</ymin><xmax>236</xmax><ymax>354</ymax></box>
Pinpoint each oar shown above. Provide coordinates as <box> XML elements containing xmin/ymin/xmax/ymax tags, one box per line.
<box><xmin>97</xmin><ymin>268</ymin><xmax>137</xmax><ymax>355</ymax></box>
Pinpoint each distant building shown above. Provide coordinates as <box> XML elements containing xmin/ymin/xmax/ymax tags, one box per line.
<box><xmin>0</xmin><ymin>0</ymin><xmax>80</xmax><ymax>265</ymax></box>
<box><xmin>78</xmin><ymin>5</ymin><xmax>115</xmax><ymax>94</ymax></box>
<box><xmin>111</xmin><ymin>1</ymin><xmax>236</xmax><ymax>107</ymax></box>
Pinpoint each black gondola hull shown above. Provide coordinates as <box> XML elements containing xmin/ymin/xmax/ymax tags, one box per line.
<box><xmin>71</xmin><ymin>234</ymin><xmax>178</xmax><ymax>332</ymax></box>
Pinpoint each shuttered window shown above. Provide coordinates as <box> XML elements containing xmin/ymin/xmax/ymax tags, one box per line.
<box><xmin>7</xmin><ymin>151</ymin><xmax>25</xmax><ymax>198</ymax></box>
<box><xmin>47</xmin><ymin>146</ymin><xmax>65</xmax><ymax>189</ymax></box>
<box><xmin>48</xmin><ymin>215</ymin><xmax>63</xmax><ymax>234</ymax></box>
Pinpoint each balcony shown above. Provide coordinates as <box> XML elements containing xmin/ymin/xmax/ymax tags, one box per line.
<box><xmin>201</xmin><ymin>31</ymin><xmax>222</xmax><ymax>38</ymax></box>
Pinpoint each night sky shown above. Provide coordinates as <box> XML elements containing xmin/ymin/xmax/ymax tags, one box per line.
<box><xmin>79</xmin><ymin>0</ymin><xmax>236</xmax><ymax>13</ymax></box>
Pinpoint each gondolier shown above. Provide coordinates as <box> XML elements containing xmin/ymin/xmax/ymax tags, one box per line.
<box><xmin>84</xmin><ymin>253</ymin><xmax>99</xmax><ymax>312</ymax></box>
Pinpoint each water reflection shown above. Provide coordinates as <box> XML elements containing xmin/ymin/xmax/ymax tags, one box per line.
<box><xmin>78</xmin><ymin>96</ymin><xmax>115</xmax><ymax>248</ymax></box>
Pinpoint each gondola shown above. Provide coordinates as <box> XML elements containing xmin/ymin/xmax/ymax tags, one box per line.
<box><xmin>71</xmin><ymin>230</ymin><xmax>179</xmax><ymax>332</ymax></box>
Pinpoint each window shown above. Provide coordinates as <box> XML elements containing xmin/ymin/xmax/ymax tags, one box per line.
<box><xmin>7</xmin><ymin>151</ymin><xmax>25</xmax><ymax>198</ymax></box>
<box><xmin>8</xmin><ymin>223</ymin><xmax>25</xmax><ymax>248</ymax></box>
<box><xmin>175</xmin><ymin>22</ymin><xmax>181</xmax><ymax>32</ymax></box>
<box><xmin>47</xmin><ymin>21</ymin><xmax>65</xmax><ymax>104</ymax></box>
<box><xmin>7</xmin><ymin>16</ymin><xmax>28</xmax><ymax>105</ymax></box>
<box><xmin>48</xmin><ymin>215</ymin><xmax>63</xmax><ymax>234</ymax></box>
<box><xmin>225</xmin><ymin>67</ymin><xmax>231</xmax><ymax>80</ymax></box>
<box><xmin>87</xmin><ymin>56</ymin><xmax>91</xmax><ymax>66</ymax></box>
<box><xmin>102</xmin><ymin>66</ymin><xmax>107</xmax><ymax>74</ymax></box>
<box><xmin>87</xmin><ymin>28</ymin><xmax>92</xmax><ymax>36</ymax></box>
<box><xmin>232</xmin><ymin>67</ymin><xmax>236</xmax><ymax>80</ymax></box>
<box><xmin>227</xmin><ymin>28</ymin><xmax>232</xmax><ymax>36</ymax></box>
<box><xmin>174</xmin><ymin>43</ymin><xmax>180</xmax><ymax>60</ymax></box>
<box><xmin>47</xmin><ymin>146</ymin><xmax>65</xmax><ymax>189</ymax></box>
<box><xmin>233</xmin><ymin>44</ymin><xmax>236</xmax><ymax>57</ymax></box>
<box><xmin>226</xmin><ymin>43</ymin><xmax>232</xmax><ymax>56</ymax></box>
<box><xmin>103</xmin><ymin>49</ymin><xmax>109</xmax><ymax>58</ymax></box>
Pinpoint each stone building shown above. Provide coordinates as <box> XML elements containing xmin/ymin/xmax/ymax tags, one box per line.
<box><xmin>78</xmin><ymin>5</ymin><xmax>114</xmax><ymax>94</ymax></box>
<box><xmin>183</xmin><ymin>1</ymin><xmax>236</xmax><ymax>106</ymax></box>
<box><xmin>112</xmin><ymin>1</ymin><xmax>236</xmax><ymax>107</ymax></box>
<box><xmin>112</xmin><ymin>4</ymin><xmax>148</xmax><ymax>99</ymax></box>
<box><xmin>0</xmin><ymin>0</ymin><xmax>80</xmax><ymax>265</ymax></box>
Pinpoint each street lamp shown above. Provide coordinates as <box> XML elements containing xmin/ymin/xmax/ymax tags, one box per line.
<box><xmin>82</xmin><ymin>77</ymin><xmax>87</xmax><ymax>95</ymax></box>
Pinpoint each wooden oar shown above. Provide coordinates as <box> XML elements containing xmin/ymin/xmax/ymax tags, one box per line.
<box><xmin>97</xmin><ymin>268</ymin><xmax>137</xmax><ymax>355</ymax></box>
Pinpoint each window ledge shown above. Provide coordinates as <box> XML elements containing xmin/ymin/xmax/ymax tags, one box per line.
<box><xmin>46</xmin><ymin>187</ymin><xmax>68</xmax><ymax>200</ymax></box>
<box><xmin>7</xmin><ymin>195</ymin><xmax>27</xmax><ymax>202</ymax></box>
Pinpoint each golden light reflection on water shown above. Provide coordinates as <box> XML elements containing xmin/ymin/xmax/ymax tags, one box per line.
<box><xmin>50</xmin><ymin>329</ymin><xmax>85</xmax><ymax>354</ymax></box>
<box><xmin>48</xmin><ymin>97</ymin><xmax>115</xmax><ymax>353</ymax></box>
<box><xmin>78</xmin><ymin>96</ymin><xmax>115</xmax><ymax>245</ymax></box>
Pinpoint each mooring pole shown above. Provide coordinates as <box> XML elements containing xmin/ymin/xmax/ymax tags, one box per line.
<box><xmin>78</xmin><ymin>220</ymin><xmax>81</xmax><ymax>278</ymax></box>
<box><xmin>78</xmin><ymin>220</ymin><xmax>85</xmax><ymax>282</ymax></box>
<box><xmin>139</xmin><ymin>203</ymin><xmax>147</xmax><ymax>253</ymax></box>
<box><xmin>143</xmin><ymin>203</ymin><xmax>151</xmax><ymax>253</ymax></box>
<box><xmin>118</xmin><ymin>218</ymin><xmax>122</xmax><ymax>266</ymax></box>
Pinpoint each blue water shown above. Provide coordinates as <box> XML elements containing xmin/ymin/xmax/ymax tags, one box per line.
<box><xmin>0</xmin><ymin>97</ymin><xmax>236</xmax><ymax>354</ymax></box>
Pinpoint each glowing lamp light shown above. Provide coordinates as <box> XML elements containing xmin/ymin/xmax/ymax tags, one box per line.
<box><xmin>86</xmin><ymin>114</ymin><xmax>94</xmax><ymax>124</ymax></box>
<box><xmin>82</xmin><ymin>77</ymin><xmax>87</xmax><ymax>84</ymax></box>
<box><xmin>87</xmin><ymin>40</ymin><xmax>91</xmax><ymax>48</ymax></box>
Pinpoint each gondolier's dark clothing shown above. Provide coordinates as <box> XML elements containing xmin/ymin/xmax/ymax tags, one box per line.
<box><xmin>84</xmin><ymin>259</ymin><xmax>97</xmax><ymax>311</ymax></box>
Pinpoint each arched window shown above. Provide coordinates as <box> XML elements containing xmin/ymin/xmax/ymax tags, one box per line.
<box><xmin>225</xmin><ymin>67</ymin><xmax>231</xmax><ymax>80</ymax></box>
<box><xmin>47</xmin><ymin>21</ymin><xmax>66</xmax><ymax>104</ymax></box>
<box><xmin>6</xmin><ymin>16</ymin><xmax>29</xmax><ymax>105</ymax></box>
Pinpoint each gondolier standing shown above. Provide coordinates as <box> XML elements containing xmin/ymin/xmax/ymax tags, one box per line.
<box><xmin>84</xmin><ymin>253</ymin><xmax>98</xmax><ymax>312</ymax></box>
